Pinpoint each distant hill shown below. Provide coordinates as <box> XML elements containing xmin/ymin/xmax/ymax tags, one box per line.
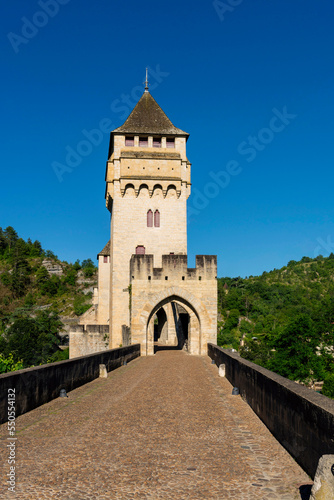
<box><xmin>218</xmin><ymin>254</ymin><xmax>334</xmax><ymax>390</ymax></box>
<box><xmin>0</xmin><ymin>226</ymin><xmax>97</xmax><ymax>332</ymax></box>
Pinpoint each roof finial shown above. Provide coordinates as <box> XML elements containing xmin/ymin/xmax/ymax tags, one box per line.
<box><xmin>144</xmin><ymin>67</ymin><xmax>149</xmax><ymax>93</ymax></box>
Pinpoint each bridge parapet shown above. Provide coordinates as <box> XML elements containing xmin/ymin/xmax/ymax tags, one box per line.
<box><xmin>208</xmin><ymin>343</ymin><xmax>334</xmax><ymax>479</ymax></box>
<box><xmin>0</xmin><ymin>344</ymin><xmax>140</xmax><ymax>424</ymax></box>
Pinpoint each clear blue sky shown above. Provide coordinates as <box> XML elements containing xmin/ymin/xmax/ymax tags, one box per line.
<box><xmin>1</xmin><ymin>0</ymin><xmax>334</xmax><ymax>277</ymax></box>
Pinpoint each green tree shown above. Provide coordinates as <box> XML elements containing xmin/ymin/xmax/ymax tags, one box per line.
<box><xmin>45</xmin><ymin>250</ymin><xmax>57</xmax><ymax>259</ymax></box>
<box><xmin>322</xmin><ymin>374</ymin><xmax>334</xmax><ymax>399</ymax></box>
<box><xmin>48</xmin><ymin>347</ymin><xmax>69</xmax><ymax>363</ymax></box>
<box><xmin>1</xmin><ymin>311</ymin><xmax>63</xmax><ymax>367</ymax></box>
<box><xmin>10</xmin><ymin>240</ymin><xmax>31</xmax><ymax>297</ymax></box>
<box><xmin>81</xmin><ymin>258</ymin><xmax>96</xmax><ymax>277</ymax></box>
<box><xmin>268</xmin><ymin>315</ymin><xmax>324</xmax><ymax>382</ymax></box>
<box><xmin>240</xmin><ymin>338</ymin><xmax>271</xmax><ymax>367</ymax></box>
<box><xmin>64</xmin><ymin>268</ymin><xmax>77</xmax><ymax>286</ymax></box>
<box><xmin>0</xmin><ymin>353</ymin><xmax>24</xmax><ymax>373</ymax></box>
<box><xmin>4</xmin><ymin>226</ymin><xmax>18</xmax><ymax>250</ymax></box>
<box><xmin>73</xmin><ymin>259</ymin><xmax>81</xmax><ymax>271</ymax></box>
<box><xmin>40</xmin><ymin>275</ymin><xmax>61</xmax><ymax>296</ymax></box>
<box><xmin>225</xmin><ymin>309</ymin><xmax>240</xmax><ymax>330</ymax></box>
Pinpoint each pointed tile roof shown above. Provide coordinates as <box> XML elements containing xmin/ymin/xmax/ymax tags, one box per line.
<box><xmin>98</xmin><ymin>241</ymin><xmax>110</xmax><ymax>257</ymax></box>
<box><xmin>113</xmin><ymin>91</ymin><xmax>189</xmax><ymax>137</ymax></box>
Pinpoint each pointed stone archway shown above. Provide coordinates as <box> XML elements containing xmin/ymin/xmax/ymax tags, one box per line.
<box><xmin>150</xmin><ymin>300</ymin><xmax>198</xmax><ymax>354</ymax></box>
<box><xmin>131</xmin><ymin>287</ymin><xmax>213</xmax><ymax>356</ymax></box>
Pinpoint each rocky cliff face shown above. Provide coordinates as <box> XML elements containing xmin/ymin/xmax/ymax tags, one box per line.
<box><xmin>42</xmin><ymin>259</ymin><xmax>63</xmax><ymax>276</ymax></box>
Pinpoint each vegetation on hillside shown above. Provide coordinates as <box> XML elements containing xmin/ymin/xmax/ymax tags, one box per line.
<box><xmin>0</xmin><ymin>226</ymin><xmax>97</xmax><ymax>371</ymax></box>
<box><xmin>218</xmin><ymin>254</ymin><xmax>334</xmax><ymax>395</ymax></box>
<box><xmin>1</xmin><ymin>226</ymin><xmax>333</xmax><ymax>399</ymax></box>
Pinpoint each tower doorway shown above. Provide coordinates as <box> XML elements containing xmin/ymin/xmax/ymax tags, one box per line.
<box><xmin>145</xmin><ymin>295</ymin><xmax>200</xmax><ymax>355</ymax></box>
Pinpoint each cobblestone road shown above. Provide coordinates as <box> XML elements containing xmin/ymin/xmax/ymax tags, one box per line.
<box><xmin>0</xmin><ymin>351</ymin><xmax>312</xmax><ymax>499</ymax></box>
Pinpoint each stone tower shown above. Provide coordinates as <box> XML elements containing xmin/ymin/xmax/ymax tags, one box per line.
<box><xmin>70</xmin><ymin>83</ymin><xmax>217</xmax><ymax>358</ymax></box>
<box><xmin>105</xmin><ymin>87</ymin><xmax>192</xmax><ymax>349</ymax></box>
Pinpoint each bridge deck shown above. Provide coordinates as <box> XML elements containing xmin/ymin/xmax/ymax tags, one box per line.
<box><xmin>0</xmin><ymin>351</ymin><xmax>311</xmax><ymax>499</ymax></box>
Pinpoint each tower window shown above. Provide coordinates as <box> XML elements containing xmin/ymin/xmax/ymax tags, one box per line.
<box><xmin>166</xmin><ymin>138</ymin><xmax>175</xmax><ymax>148</ymax></box>
<box><xmin>154</xmin><ymin>210</ymin><xmax>160</xmax><ymax>227</ymax></box>
<box><xmin>136</xmin><ymin>245</ymin><xmax>145</xmax><ymax>255</ymax></box>
<box><xmin>125</xmin><ymin>136</ymin><xmax>134</xmax><ymax>146</ymax></box>
<box><xmin>103</xmin><ymin>256</ymin><xmax>108</xmax><ymax>263</ymax></box>
<box><xmin>153</xmin><ymin>137</ymin><xmax>161</xmax><ymax>148</ymax></box>
<box><xmin>147</xmin><ymin>210</ymin><xmax>153</xmax><ymax>227</ymax></box>
<box><xmin>139</xmin><ymin>137</ymin><xmax>148</xmax><ymax>147</ymax></box>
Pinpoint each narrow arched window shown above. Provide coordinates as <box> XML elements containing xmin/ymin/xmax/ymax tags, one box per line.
<box><xmin>154</xmin><ymin>210</ymin><xmax>160</xmax><ymax>227</ymax></box>
<box><xmin>136</xmin><ymin>245</ymin><xmax>145</xmax><ymax>255</ymax></box>
<box><xmin>147</xmin><ymin>210</ymin><xmax>153</xmax><ymax>227</ymax></box>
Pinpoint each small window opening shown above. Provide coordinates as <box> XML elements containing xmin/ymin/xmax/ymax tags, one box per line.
<box><xmin>147</xmin><ymin>210</ymin><xmax>153</xmax><ymax>227</ymax></box>
<box><xmin>154</xmin><ymin>210</ymin><xmax>160</xmax><ymax>227</ymax></box>
<box><xmin>182</xmin><ymin>276</ymin><xmax>185</xmax><ymax>281</ymax></box>
<box><xmin>103</xmin><ymin>256</ymin><xmax>108</xmax><ymax>263</ymax></box>
<box><xmin>136</xmin><ymin>245</ymin><xmax>145</xmax><ymax>255</ymax></box>
<box><xmin>148</xmin><ymin>276</ymin><xmax>151</xmax><ymax>281</ymax></box>
<box><xmin>165</xmin><ymin>276</ymin><xmax>168</xmax><ymax>280</ymax></box>
<box><xmin>139</xmin><ymin>137</ymin><xmax>148</xmax><ymax>147</ymax></box>
<box><xmin>125</xmin><ymin>136</ymin><xmax>134</xmax><ymax>146</ymax></box>
<box><xmin>166</xmin><ymin>138</ymin><xmax>175</xmax><ymax>148</ymax></box>
<box><xmin>153</xmin><ymin>137</ymin><xmax>161</xmax><ymax>148</ymax></box>
<box><xmin>199</xmin><ymin>276</ymin><xmax>202</xmax><ymax>280</ymax></box>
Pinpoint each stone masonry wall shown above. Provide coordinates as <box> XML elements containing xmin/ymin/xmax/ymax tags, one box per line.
<box><xmin>96</xmin><ymin>254</ymin><xmax>110</xmax><ymax>324</ymax></box>
<box><xmin>0</xmin><ymin>344</ymin><xmax>140</xmax><ymax>424</ymax></box>
<box><xmin>106</xmin><ymin>133</ymin><xmax>191</xmax><ymax>349</ymax></box>
<box><xmin>208</xmin><ymin>344</ymin><xmax>334</xmax><ymax>478</ymax></box>
<box><xmin>131</xmin><ymin>255</ymin><xmax>217</xmax><ymax>355</ymax></box>
<box><xmin>70</xmin><ymin>325</ymin><xmax>109</xmax><ymax>359</ymax></box>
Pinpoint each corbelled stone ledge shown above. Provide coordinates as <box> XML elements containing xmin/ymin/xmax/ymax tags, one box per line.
<box><xmin>208</xmin><ymin>343</ymin><xmax>334</xmax><ymax>478</ymax></box>
<box><xmin>0</xmin><ymin>344</ymin><xmax>140</xmax><ymax>424</ymax></box>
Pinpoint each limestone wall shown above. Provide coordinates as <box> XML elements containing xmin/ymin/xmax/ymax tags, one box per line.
<box><xmin>131</xmin><ymin>254</ymin><xmax>217</xmax><ymax>355</ymax></box>
<box><xmin>105</xmin><ymin>130</ymin><xmax>191</xmax><ymax>349</ymax></box>
<box><xmin>96</xmin><ymin>254</ymin><xmax>110</xmax><ymax>323</ymax></box>
<box><xmin>0</xmin><ymin>344</ymin><xmax>141</xmax><ymax>424</ymax></box>
<box><xmin>69</xmin><ymin>325</ymin><xmax>109</xmax><ymax>359</ymax></box>
<box><xmin>208</xmin><ymin>344</ymin><xmax>334</xmax><ymax>478</ymax></box>
<box><xmin>108</xmin><ymin>185</ymin><xmax>189</xmax><ymax>348</ymax></box>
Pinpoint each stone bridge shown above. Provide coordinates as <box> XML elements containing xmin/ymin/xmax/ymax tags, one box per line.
<box><xmin>1</xmin><ymin>345</ymin><xmax>334</xmax><ymax>499</ymax></box>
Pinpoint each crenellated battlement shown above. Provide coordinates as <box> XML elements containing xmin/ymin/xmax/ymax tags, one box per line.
<box><xmin>130</xmin><ymin>254</ymin><xmax>217</xmax><ymax>281</ymax></box>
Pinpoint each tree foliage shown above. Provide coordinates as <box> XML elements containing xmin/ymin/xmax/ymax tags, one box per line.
<box><xmin>0</xmin><ymin>226</ymin><xmax>98</xmax><ymax>370</ymax></box>
<box><xmin>218</xmin><ymin>254</ymin><xmax>334</xmax><ymax>386</ymax></box>
<box><xmin>0</xmin><ymin>310</ymin><xmax>63</xmax><ymax>367</ymax></box>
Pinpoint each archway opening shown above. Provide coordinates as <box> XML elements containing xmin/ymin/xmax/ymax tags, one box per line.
<box><xmin>153</xmin><ymin>302</ymin><xmax>190</xmax><ymax>353</ymax></box>
<box><xmin>154</xmin><ymin>307</ymin><xmax>167</xmax><ymax>342</ymax></box>
<box><xmin>143</xmin><ymin>293</ymin><xmax>202</xmax><ymax>356</ymax></box>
